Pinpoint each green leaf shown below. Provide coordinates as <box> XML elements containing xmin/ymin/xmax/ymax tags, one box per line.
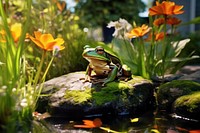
<box><xmin>167</xmin><ymin>56</ymin><xmax>200</xmax><ymax>62</ymax></box>
<box><xmin>182</xmin><ymin>16</ymin><xmax>200</xmax><ymax>25</ymax></box>
<box><xmin>172</xmin><ymin>39</ymin><xmax>190</xmax><ymax>57</ymax></box>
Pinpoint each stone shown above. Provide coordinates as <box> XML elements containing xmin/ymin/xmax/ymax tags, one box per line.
<box><xmin>173</xmin><ymin>91</ymin><xmax>200</xmax><ymax>120</ymax></box>
<box><xmin>178</xmin><ymin>70</ymin><xmax>200</xmax><ymax>83</ymax></box>
<box><xmin>38</xmin><ymin>72</ymin><xmax>155</xmax><ymax>118</ymax></box>
<box><xmin>157</xmin><ymin>80</ymin><xmax>200</xmax><ymax>111</ymax></box>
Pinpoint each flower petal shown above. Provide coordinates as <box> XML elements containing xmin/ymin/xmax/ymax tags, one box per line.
<box><xmin>40</xmin><ymin>34</ymin><xmax>55</xmax><ymax>46</ymax></box>
<box><xmin>11</xmin><ymin>23</ymin><xmax>22</xmax><ymax>42</ymax></box>
<box><xmin>173</xmin><ymin>5</ymin><xmax>184</xmax><ymax>14</ymax></box>
<box><xmin>149</xmin><ymin>1</ymin><xmax>184</xmax><ymax>16</ymax></box>
<box><xmin>34</xmin><ymin>31</ymin><xmax>42</xmax><ymax>40</ymax></box>
<box><xmin>44</xmin><ymin>41</ymin><xmax>57</xmax><ymax>51</ymax></box>
<box><xmin>54</xmin><ymin>38</ymin><xmax>64</xmax><ymax>45</ymax></box>
<box><xmin>29</xmin><ymin>35</ymin><xmax>44</xmax><ymax>49</ymax></box>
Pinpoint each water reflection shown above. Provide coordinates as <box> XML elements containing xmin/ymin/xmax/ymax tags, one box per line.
<box><xmin>45</xmin><ymin>110</ymin><xmax>199</xmax><ymax>133</ymax></box>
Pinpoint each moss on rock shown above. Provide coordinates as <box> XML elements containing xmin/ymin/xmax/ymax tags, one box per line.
<box><xmin>174</xmin><ymin>91</ymin><xmax>200</xmax><ymax>120</ymax></box>
<box><xmin>65</xmin><ymin>87</ymin><xmax>92</xmax><ymax>104</ymax></box>
<box><xmin>42</xmin><ymin>72</ymin><xmax>154</xmax><ymax>117</ymax></box>
<box><xmin>92</xmin><ymin>81</ymin><xmax>132</xmax><ymax>105</ymax></box>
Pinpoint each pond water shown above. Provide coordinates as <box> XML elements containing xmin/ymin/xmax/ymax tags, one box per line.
<box><xmin>45</xmin><ymin>110</ymin><xmax>200</xmax><ymax>133</ymax></box>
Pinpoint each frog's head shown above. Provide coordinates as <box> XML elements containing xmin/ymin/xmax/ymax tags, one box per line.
<box><xmin>82</xmin><ymin>45</ymin><xmax>110</xmax><ymax>61</ymax></box>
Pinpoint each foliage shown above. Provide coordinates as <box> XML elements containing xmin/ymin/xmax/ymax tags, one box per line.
<box><xmin>26</xmin><ymin>0</ymin><xmax>96</xmax><ymax>79</ymax></box>
<box><xmin>0</xmin><ymin>0</ymin><xmax>92</xmax><ymax>132</ymax></box>
<box><xmin>178</xmin><ymin>31</ymin><xmax>200</xmax><ymax>64</ymax></box>
<box><xmin>0</xmin><ymin>0</ymin><xmax>33</xmax><ymax>132</ymax></box>
<box><xmin>74</xmin><ymin>0</ymin><xmax>145</xmax><ymax>27</ymax></box>
<box><xmin>105</xmin><ymin>1</ymin><xmax>199</xmax><ymax>79</ymax></box>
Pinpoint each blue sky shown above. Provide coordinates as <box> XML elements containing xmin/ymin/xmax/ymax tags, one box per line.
<box><xmin>65</xmin><ymin>0</ymin><xmax>76</xmax><ymax>8</ymax></box>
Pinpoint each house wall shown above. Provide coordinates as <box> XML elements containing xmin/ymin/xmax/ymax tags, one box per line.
<box><xmin>174</xmin><ymin>0</ymin><xmax>200</xmax><ymax>34</ymax></box>
<box><xmin>195</xmin><ymin>1</ymin><xmax>200</xmax><ymax>31</ymax></box>
<box><xmin>173</xmin><ymin>0</ymin><xmax>192</xmax><ymax>35</ymax></box>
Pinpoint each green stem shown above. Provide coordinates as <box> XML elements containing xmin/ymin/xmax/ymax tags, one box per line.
<box><xmin>42</xmin><ymin>56</ymin><xmax>55</xmax><ymax>81</ymax></box>
<box><xmin>161</xmin><ymin>15</ymin><xmax>168</xmax><ymax>81</ymax></box>
<box><xmin>138</xmin><ymin>38</ymin><xmax>148</xmax><ymax>79</ymax></box>
<box><xmin>34</xmin><ymin>50</ymin><xmax>46</xmax><ymax>87</ymax></box>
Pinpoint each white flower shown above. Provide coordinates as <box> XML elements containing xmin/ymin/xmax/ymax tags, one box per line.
<box><xmin>107</xmin><ymin>18</ymin><xmax>132</xmax><ymax>39</ymax></box>
<box><xmin>20</xmin><ymin>98</ymin><xmax>28</xmax><ymax>107</ymax></box>
<box><xmin>83</xmin><ymin>27</ymin><xmax>89</xmax><ymax>33</ymax></box>
<box><xmin>12</xmin><ymin>88</ymin><xmax>17</xmax><ymax>92</ymax></box>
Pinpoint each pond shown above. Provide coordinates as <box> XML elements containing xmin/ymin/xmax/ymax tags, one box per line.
<box><xmin>44</xmin><ymin>110</ymin><xmax>200</xmax><ymax>133</ymax></box>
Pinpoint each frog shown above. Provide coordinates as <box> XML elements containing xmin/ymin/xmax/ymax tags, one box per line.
<box><xmin>82</xmin><ymin>45</ymin><xmax>131</xmax><ymax>86</ymax></box>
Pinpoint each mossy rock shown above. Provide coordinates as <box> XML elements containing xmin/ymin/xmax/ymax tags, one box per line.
<box><xmin>173</xmin><ymin>91</ymin><xmax>200</xmax><ymax>120</ymax></box>
<box><xmin>38</xmin><ymin>72</ymin><xmax>155</xmax><ymax>118</ymax></box>
<box><xmin>157</xmin><ymin>80</ymin><xmax>200</xmax><ymax>111</ymax></box>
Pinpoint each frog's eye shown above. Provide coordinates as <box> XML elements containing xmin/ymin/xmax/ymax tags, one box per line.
<box><xmin>95</xmin><ymin>46</ymin><xmax>104</xmax><ymax>54</ymax></box>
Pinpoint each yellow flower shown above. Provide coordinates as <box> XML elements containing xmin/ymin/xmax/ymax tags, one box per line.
<box><xmin>149</xmin><ymin>1</ymin><xmax>184</xmax><ymax>16</ymax></box>
<box><xmin>127</xmin><ymin>24</ymin><xmax>151</xmax><ymax>38</ymax></box>
<box><xmin>29</xmin><ymin>31</ymin><xmax>65</xmax><ymax>51</ymax></box>
<box><xmin>0</xmin><ymin>30</ymin><xmax>6</xmax><ymax>43</ymax></box>
<box><xmin>0</xmin><ymin>23</ymin><xmax>22</xmax><ymax>43</ymax></box>
<box><xmin>11</xmin><ymin>23</ymin><xmax>22</xmax><ymax>42</ymax></box>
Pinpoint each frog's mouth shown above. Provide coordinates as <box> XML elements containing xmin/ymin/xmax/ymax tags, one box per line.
<box><xmin>84</xmin><ymin>51</ymin><xmax>109</xmax><ymax>61</ymax></box>
<box><xmin>87</xmin><ymin>55</ymin><xmax>108</xmax><ymax>61</ymax></box>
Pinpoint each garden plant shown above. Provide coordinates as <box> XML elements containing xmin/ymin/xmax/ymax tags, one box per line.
<box><xmin>0</xmin><ymin>0</ymin><xmax>91</xmax><ymax>132</ymax></box>
<box><xmin>0</xmin><ymin>0</ymin><xmax>200</xmax><ymax>132</ymax></box>
<box><xmin>106</xmin><ymin>0</ymin><xmax>199</xmax><ymax>80</ymax></box>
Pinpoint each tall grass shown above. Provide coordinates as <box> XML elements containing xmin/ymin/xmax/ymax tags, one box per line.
<box><xmin>0</xmin><ymin>0</ymin><xmax>33</xmax><ymax>132</ymax></box>
<box><xmin>0</xmin><ymin>0</ymin><xmax>93</xmax><ymax>132</ymax></box>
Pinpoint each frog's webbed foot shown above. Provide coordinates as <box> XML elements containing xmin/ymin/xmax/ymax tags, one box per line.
<box><xmin>80</xmin><ymin>75</ymin><xmax>91</xmax><ymax>83</ymax></box>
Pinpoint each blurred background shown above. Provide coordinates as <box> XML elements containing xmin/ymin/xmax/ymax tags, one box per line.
<box><xmin>6</xmin><ymin>0</ymin><xmax>200</xmax><ymax>79</ymax></box>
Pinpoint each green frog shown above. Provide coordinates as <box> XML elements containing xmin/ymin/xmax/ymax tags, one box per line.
<box><xmin>82</xmin><ymin>45</ymin><xmax>131</xmax><ymax>86</ymax></box>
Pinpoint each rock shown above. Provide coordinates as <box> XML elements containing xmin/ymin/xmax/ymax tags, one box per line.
<box><xmin>173</xmin><ymin>91</ymin><xmax>200</xmax><ymax>120</ymax></box>
<box><xmin>38</xmin><ymin>72</ymin><xmax>155</xmax><ymax>118</ymax></box>
<box><xmin>157</xmin><ymin>80</ymin><xmax>200</xmax><ymax>111</ymax></box>
<box><xmin>176</xmin><ymin>65</ymin><xmax>200</xmax><ymax>75</ymax></box>
<box><xmin>178</xmin><ymin>70</ymin><xmax>200</xmax><ymax>83</ymax></box>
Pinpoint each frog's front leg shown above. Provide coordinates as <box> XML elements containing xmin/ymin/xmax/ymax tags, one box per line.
<box><xmin>85</xmin><ymin>65</ymin><xmax>92</xmax><ymax>82</ymax></box>
<box><xmin>102</xmin><ymin>65</ymin><xmax>118</xmax><ymax>86</ymax></box>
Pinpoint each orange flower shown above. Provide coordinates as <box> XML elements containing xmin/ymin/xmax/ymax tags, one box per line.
<box><xmin>153</xmin><ymin>18</ymin><xmax>165</xmax><ymax>27</ymax></box>
<box><xmin>0</xmin><ymin>23</ymin><xmax>22</xmax><ymax>43</ymax></box>
<box><xmin>149</xmin><ymin>1</ymin><xmax>184</xmax><ymax>16</ymax></box>
<box><xmin>52</xmin><ymin>0</ymin><xmax>66</xmax><ymax>12</ymax></box>
<box><xmin>166</xmin><ymin>17</ymin><xmax>182</xmax><ymax>25</ymax></box>
<box><xmin>57</xmin><ymin>1</ymin><xmax>66</xmax><ymax>12</ymax></box>
<box><xmin>127</xmin><ymin>24</ymin><xmax>151</xmax><ymax>38</ymax></box>
<box><xmin>146</xmin><ymin>32</ymin><xmax>165</xmax><ymax>42</ymax></box>
<box><xmin>74</xmin><ymin>118</ymin><xmax>102</xmax><ymax>128</ymax></box>
<box><xmin>155</xmin><ymin>32</ymin><xmax>165</xmax><ymax>41</ymax></box>
<box><xmin>29</xmin><ymin>31</ymin><xmax>65</xmax><ymax>51</ymax></box>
